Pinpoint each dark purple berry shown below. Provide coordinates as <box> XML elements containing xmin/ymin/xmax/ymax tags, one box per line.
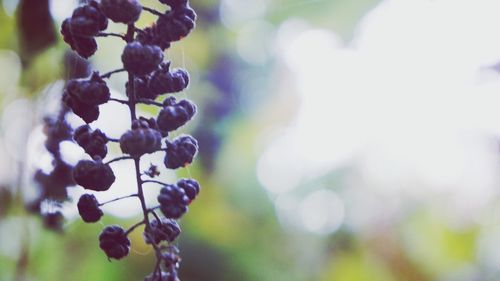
<box><xmin>176</xmin><ymin>178</ymin><xmax>199</xmax><ymax>201</ymax></box>
<box><xmin>126</xmin><ymin>76</ymin><xmax>157</xmax><ymax>100</ymax></box>
<box><xmin>136</xmin><ymin>26</ymin><xmax>171</xmax><ymax>50</ymax></box>
<box><xmin>99</xmin><ymin>225</ymin><xmax>131</xmax><ymax>260</ymax></box>
<box><xmin>43</xmin><ymin>211</ymin><xmax>64</xmax><ymax>232</ymax></box>
<box><xmin>122</xmin><ymin>42</ymin><xmax>163</xmax><ymax>76</ymax></box>
<box><xmin>157</xmin><ymin>184</ymin><xmax>189</xmax><ymax>219</ymax></box>
<box><xmin>74</xmin><ymin>125</ymin><xmax>108</xmax><ymax>158</ymax></box>
<box><xmin>144</xmin><ymin>218</ymin><xmax>181</xmax><ymax>244</ymax></box>
<box><xmin>63</xmin><ymin>1</ymin><xmax>108</xmax><ymax>37</ymax></box>
<box><xmin>34</xmin><ymin>162</ymin><xmax>75</xmax><ymax>200</ymax></box>
<box><xmin>65</xmin><ymin>72</ymin><xmax>110</xmax><ymax>106</ymax></box>
<box><xmin>63</xmin><ymin>92</ymin><xmax>100</xmax><ymax>123</ymax></box>
<box><xmin>99</xmin><ymin>0</ymin><xmax>142</xmax><ymax>24</ymax></box>
<box><xmin>61</xmin><ymin>20</ymin><xmax>98</xmax><ymax>58</ymax></box>
<box><xmin>77</xmin><ymin>194</ymin><xmax>103</xmax><ymax>223</ymax></box>
<box><xmin>164</xmin><ymin>135</ymin><xmax>198</xmax><ymax>169</ymax></box>
<box><xmin>120</xmin><ymin>120</ymin><xmax>162</xmax><ymax>158</ymax></box>
<box><xmin>149</xmin><ymin>62</ymin><xmax>189</xmax><ymax>96</ymax></box>
<box><xmin>73</xmin><ymin>159</ymin><xmax>115</xmax><ymax>191</ymax></box>
<box><xmin>155</xmin><ymin>5</ymin><xmax>196</xmax><ymax>42</ymax></box>
<box><xmin>157</xmin><ymin>98</ymin><xmax>196</xmax><ymax>132</ymax></box>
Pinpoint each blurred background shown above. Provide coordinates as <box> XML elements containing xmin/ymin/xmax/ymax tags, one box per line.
<box><xmin>2</xmin><ymin>0</ymin><xmax>500</xmax><ymax>280</ymax></box>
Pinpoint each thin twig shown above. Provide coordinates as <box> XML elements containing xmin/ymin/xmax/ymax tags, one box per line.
<box><xmin>142</xmin><ymin>179</ymin><xmax>168</xmax><ymax>186</ymax></box>
<box><xmin>142</xmin><ymin>6</ymin><xmax>164</xmax><ymax>17</ymax></box>
<box><xmin>106</xmin><ymin>137</ymin><xmax>120</xmax><ymax>142</ymax></box>
<box><xmin>109</xmin><ymin>98</ymin><xmax>129</xmax><ymax>105</ymax></box>
<box><xmin>96</xmin><ymin>32</ymin><xmax>126</xmax><ymax>40</ymax></box>
<box><xmin>100</xmin><ymin>68</ymin><xmax>126</xmax><ymax>79</ymax></box>
<box><xmin>137</xmin><ymin>98</ymin><xmax>164</xmax><ymax>107</ymax></box>
<box><xmin>125</xmin><ymin>220</ymin><xmax>146</xmax><ymax>236</ymax></box>
<box><xmin>99</xmin><ymin>193</ymin><xmax>138</xmax><ymax>206</ymax></box>
<box><xmin>105</xmin><ymin>156</ymin><xmax>133</xmax><ymax>165</ymax></box>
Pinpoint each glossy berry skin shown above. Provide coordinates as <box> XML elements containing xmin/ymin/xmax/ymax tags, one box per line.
<box><xmin>100</xmin><ymin>0</ymin><xmax>142</xmax><ymax>24</ymax></box>
<box><xmin>164</xmin><ymin>135</ymin><xmax>198</xmax><ymax>169</ymax></box>
<box><xmin>157</xmin><ymin>98</ymin><xmax>196</xmax><ymax>132</ymax></box>
<box><xmin>73</xmin><ymin>159</ymin><xmax>115</xmax><ymax>191</ymax></box>
<box><xmin>99</xmin><ymin>225</ymin><xmax>131</xmax><ymax>260</ymax></box>
<box><xmin>144</xmin><ymin>218</ymin><xmax>181</xmax><ymax>244</ymax></box>
<box><xmin>157</xmin><ymin>184</ymin><xmax>189</xmax><ymax>219</ymax></box>
<box><xmin>122</xmin><ymin>42</ymin><xmax>163</xmax><ymax>76</ymax></box>
<box><xmin>120</xmin><ymin>120</ymin><xmax>162</xmax><ymax>158</ymax></box>
<box><xmin>177</xmin><ymin>178</ymin><xmax>199</xmax><ymax>201</ymax></box>
<box><xmin>149</xmin><ymin>62</ymin><xmax>189</xmax><ymax>96</ymax></box>
<box><xmin>77</xmin><ymin>194</ymin><xmax>103</xmax><ymax>223</ymax></box>
<box><xmin>65</xmin><ymin>72</ymin><xmax>110</xmax><ymax>106</ymax></box>
<box><xmin>155</xmin><ymin>5</ymin><xmax>196</xmax><ymax>42</ymax></box>
<box><xmin>74</xmin><ymin>125</ymin><xmax>108</xmax><ymax>158</ymax></box>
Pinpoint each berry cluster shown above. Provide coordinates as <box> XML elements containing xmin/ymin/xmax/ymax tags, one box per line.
<box><xmin>59</xmin><ymin>0</ymin><xmax>199</xmax><ymax>279</ymax></box>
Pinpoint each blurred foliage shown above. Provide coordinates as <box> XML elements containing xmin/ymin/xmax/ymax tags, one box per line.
<box><xmin>1</xmin><ymin>0</ymin><xmax>496</xmax><ymax>281</ymax></box>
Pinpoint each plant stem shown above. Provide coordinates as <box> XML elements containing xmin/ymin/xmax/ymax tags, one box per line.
<box><xmin>105</xmin><ymin>156</ymin><xmax>133</xmax><ymax>165</ymax></box>
<box><xmin>99</xmin><ymin>193</ymin><xmax>138</xmax><ymax>206</ymax></box>
<box><xmin>96</xmin><ymin>32</ymin><xmax>126</xmax><ymax>40</ymax></box>
<box><xmin>100</xmin><ymin>68</ymin><xmax>126</xmax><ymax>79</ymax></box>
<box><xmin>125</xmin><ymin>220</ymin><xmax>145</xmax><ymax>236</ymax></box>
<box><xmin>142</xmin><ymin>179</ymin><xmax>167</xmax><ymax>185</ymax></box>
<box><xmin>142</xmin><ymin>6</ymin><xmax>164</xmax><ymax>17</ymax></box>
<box><xmin>137</xmin><ymin>98</ymin><xmax>164</xmax><ymax>107</ymax></box>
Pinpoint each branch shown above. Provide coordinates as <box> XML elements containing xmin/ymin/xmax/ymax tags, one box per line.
<box><xmin>105</xmin><ymin>156</ymin><xmax>133</xmax><ymax>165</ymax></box>
<box><xmin>99</xmin><ymin>194</ymin><xmax>138</xmax><ymax>206</ymax></box>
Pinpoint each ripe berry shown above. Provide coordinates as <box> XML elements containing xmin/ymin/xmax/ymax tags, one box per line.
<box><xmin>136</xmin><ymin>26</ymin><xmax>171</xmax><ymax>50</ymax></box>
<box><xmin>177</xmin><ymin>178</ymin><xmax>199</xmax><ymax>201</ymax></box>
<box><xmin>144</xmin><ymin>218</ymin><xmax>181</xmax><ymax>244</ymax></box>
<box><xmin>122</xmin><ymin>42</ymin><xmax>163</xmax><ymax>76</ymax></box>
<box><xmin>73</xmin><ymin>159</ymin><xmax>115</xmax><ymax>191</ymax></box>
<box><xmin>69</xmin><ymin>1</ymin><xmax>108</xmax><ymax>36</ymax></box>
<box><xmin>99</xmin><ymin>225</ymin><xmax>131</xmax><ymax>260</ymax></box>
<box><xmin>164</xmin><ymin>135</ymin><xmax>198</xmax><ymax>169</ymax></box>
<box><xmin>149</xmin><ymin>62</ymin><xmax>189</xmax><ymax>95</ymax></box>
<box><xmin>99</xmin><ymin>0</ymin><xmax>142</xmax><ymax>24</ymax></box>
<box><xmin>43</xmin><ymin>211</ymin><xmax>64</xmax><ymax>232</ymax></box>
<box><xmin>126</xmin><ymin>76</ymin><xmax>157</xmax><ymax>100</ymax></box>
<box><xmin>157</xmin><ymin>98</ymin><xmax>196</xmax><ymax>132</ymax></box>
<box><xmin>157</xmin><ymin>184</ymin><xmax>189</xmax><ymax>219</ymax></box>
<box><xmin>65</xmin><ymin>72</ymin><xmax>110</xmax><ymax>106</ymax></box>
<box><xmin>63</xmin><ymin>92</ymin><xmax>100</xmax><ymax>123</ymax></box>
<box><xmin>155</xmin><ymin>5</ymin><xmax>196</xmax><ymax>42</ymax></box>
<box><xmin>61</xmin><ymin>20</ymin><xmax>98</xmax><ymax>58</ymax></box>
<box><xmin>120</xmin><ymin>120</ymin><xmax>162</xmax><ymax>158</ymax></box>
<box><xmin>74</xmin><ymin>125</ymin><xmax>108</xmax><ymax>158</ymax></box>
<box><xmin>77</xmin><ymin>194</ymin><xmax>103</xmax><ymax>223</ymax></box>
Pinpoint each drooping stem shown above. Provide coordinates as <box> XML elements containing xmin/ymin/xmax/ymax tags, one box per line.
<box><xmin>142</xmin><ymin>6</ymin><xmax>164</xmax><ymax>17</ymax></box>
<box><xmin>137</xmin><ymin>98</ymin><xmax>164</xmax><ymax>107</ymax></box>
<box><xmin>100</xmin><ymin>68</ymin><xmax>126</xmax><ymax>79</ymax></box>
<box><xmin>125</xmin><ymin>220</ymin><xmax>145</xmax><ymax>236</ymax></box>
<box><xmin>109</xmin><ymin>98</ymin><xmax>129</xmax><ymax>105</ymax></box>
<box><xmin>96</xmin><ymin>32</ymin><xmax>126</xmax><ymax>40</ymax></box>
<box><xmin>99</xmin><ymin>193</ymin><xmax>138</xmax><ymax>206</ymax></box>
<box><xmin>142</xmin><ymin>179</ymin><xmax>167</xmax><ymax>185</ymax></box>
<box><xmin>105</xmin><ymin>156</ymin><xmax>133</xmax><ymax>165</ymax></box>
